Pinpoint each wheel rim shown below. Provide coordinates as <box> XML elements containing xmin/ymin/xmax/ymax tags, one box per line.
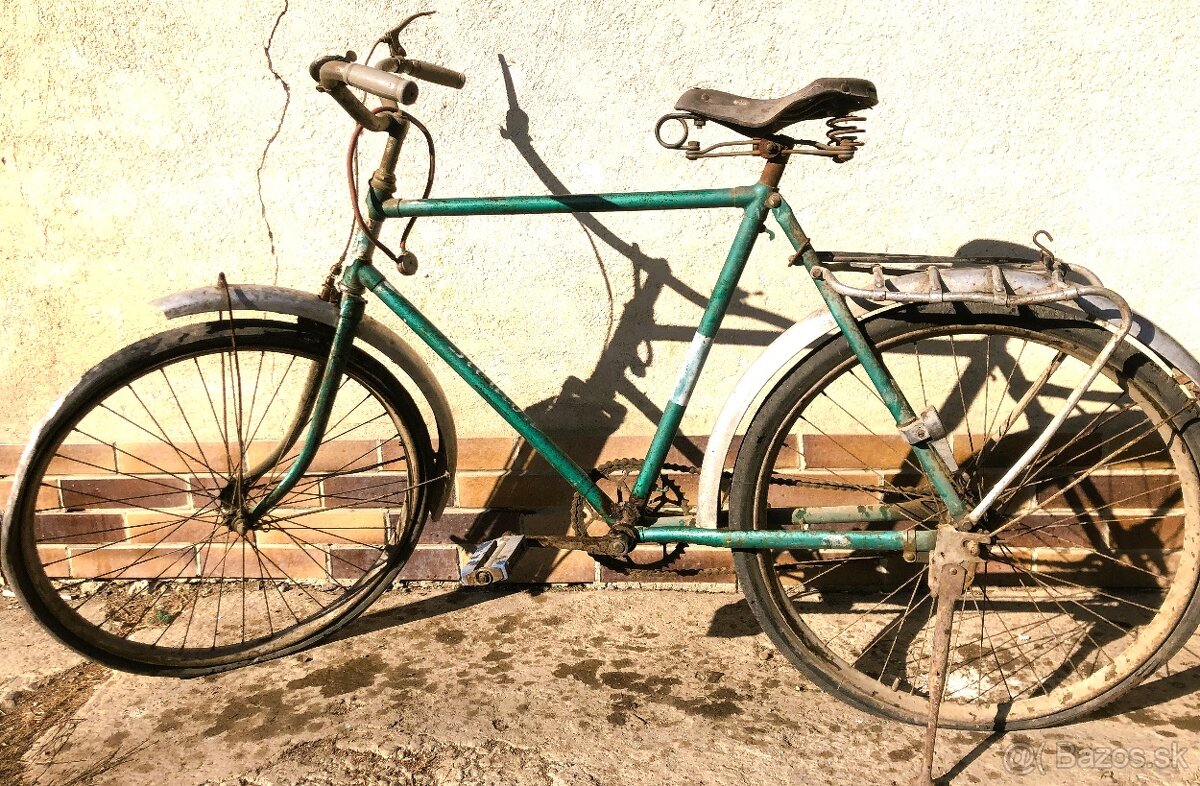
<box><xmin>744</xmin><ymin>312</ymin><xmax>1200</xmax><ymax>727</ymax></box>
<box><xmin>11</xmin><ymin>325</ymin><xmax>425</xmax><ymax>670</ymax></box>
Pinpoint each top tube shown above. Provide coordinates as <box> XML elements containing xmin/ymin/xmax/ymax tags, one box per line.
<box><xmin>376</xmin><ymin>186</ymin><xmax>764</xmax><ymax>219</ymax></box>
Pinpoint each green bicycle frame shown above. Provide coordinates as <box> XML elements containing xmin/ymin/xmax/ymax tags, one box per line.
<box><xmin>251</xmin><ymin>176</ymin><xmax>966</xmax><ymax>554</ymax></box>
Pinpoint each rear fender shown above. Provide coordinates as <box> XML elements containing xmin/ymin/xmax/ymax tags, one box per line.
<box><xmin>695</xmin><ymin>266</ymin><xmax>1200</xmax><ymax>529</ymax></box>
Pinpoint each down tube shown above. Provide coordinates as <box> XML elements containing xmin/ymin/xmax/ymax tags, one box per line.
<box><xmin>353</xmin><ymin>264</ymin><xmax>613</xmax><ymax>519</ymax></box>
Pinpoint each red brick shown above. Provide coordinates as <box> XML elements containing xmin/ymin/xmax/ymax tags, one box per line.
<box><xmin>46</xmin><ymin>443</ymin><xmax>118</xmax><ymax>474</ymax></box>
<box><xmin>35</xmin><ymin>513</ymin><xmax>126</xmax><ymax>544</ymax></box>
<box><xmin>445</xmin><ymin>434</ymin><xmax>724</xmax><ymax>475</ymax></box>
<box><xmin>327</xmin><ymin>545</ymin><xmax>385</xmax><ymax>580</ymax></box>
<box><xmin>600</xmin><ymin>545</ymin><xmax>735</xmax><ymax>584</ymax></box>
<box><xmin>323</xmin><ymin>474</ymin><xmax>412</xmax><ymax>508</ymax></box>
<box><xmin>0</xmin><ymin>444</ymin><xmax>23</xmax><ymax>475</ymax></box>
<box><xmin>759</xmin><ymin>472</ymin><xmax>893</xmax><ymax>508</ymax></box>
<box><xmin>36</xmin><ymin>545</ymin><xmax>71</xmax><ymax>578</ymax></box>
<box><xmin>1035</xmin><ymin>473</ymin><xmax>1183</xmax><ymax>511</ymax></box>
<box><xmin>415</xmin><ymin>509</ymin><xmax>520</xmax><ymax>544</ymax></box>
<box><xmin>397</xmin><ymin>548</ymin><xmax>461</xmax><ymax>580</ymax></box>
<box><xmin>125</xmin><ymin>512</ymin><xmax>237</xmax><ymax>545</ymax></box>
<box><xmin>1000</xmin><ymin>514</ymin><xmax>1107</xmax><ymax>548</ymax></box>
<box><xmin>520</xmin><ymin>511</ymin><xmax>574</xmax><ymax>537</ymax></box>
<box><xmin>328</xmin><ymin>545</ymin><xmax>460</xmax><ymax>581</ymax></box>
<box><xmin>1108</xmin><ymin>513</ymin><xmax>1186</xmax><ymax>549</ymax></box>
<box><xmin>957</xmin><ymin>429</ymin><xmax>1171</xmax><ymax>471</ymax></box>
<box><xmin>380</xmin><ymin>438</ymin><xmax>419</xmax><ymax>469</ymax></box>
<box><xmin>189</xmin><ymin>476</ymin><xmax>320</xmax><ymax>510</ymax></box>
<box><xmin>115</xmin><ymin>442</ymin><xmax>228</xmax><ymax>475</ymax></box>
<box><xmin>455</xmin><ymin>473</ymin><xmax>574</xmax><ymax>508</ymax></box>
<box><xmin>60</xmin><ymin>477</ymin><xmax>188</xmax><ymax>511</ymax></box>
<box><xmin>69</xmin><ymin>544</ymin><xmax>198</xmax><ymax>580</ymax></box>
<box><xmin>256</xmin><ymin>509</ymin><xmax>392</xmax><ymax>546</ymax></box>
<box><xmin>198</xmin><ymin>542</ymin><xmax>329</xmax><ymax>580</ymax></box>
<box><xmin>509</xmin><ymin>547</ymin><xmax>594</xmax><ymax>583</ymax></box>
<box><xmin>1032</xmin><ymin>547</ymin><xmax>1178</xmax><ymax>589</ymax></box>
<box><xmin>120</xmin><ymin>441</ymin><xmax>383</xmax><ymax>481</ymax></box>
<box><xmin>263</xmin><ymin>440</ymin><xmax>382</xmax><ymax>474</ymax></box>
<box><xmin>453</xmin><ymin>437</ymin><xmax>520</xmax><ymax>471</ymax></box>
<box><xmin>0</xmin><ymin>478</ymin><xmax>62</xmax><ymax>512</ymax></box>
<box><xmin>0</xmin><ymin>446</ymin><xmax>110</xmax><ymax>477</ymax></box>
<box><xmin>802</xmin><ymin>435</ymin><xmax>915</xmax><ymax>470</ymax></box>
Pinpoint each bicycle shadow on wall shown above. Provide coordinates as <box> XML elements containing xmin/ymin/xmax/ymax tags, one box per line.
<box><xmin>458</xmin><ymin>55</ymin><xmax>794</xmax><ymax>558</ymax></box>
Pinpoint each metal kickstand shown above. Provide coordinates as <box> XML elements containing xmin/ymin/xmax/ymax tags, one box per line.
<box><xmin>912</xmin><ymin>528</ymin><xmax>988</xmax><ymax>786</ymax></box>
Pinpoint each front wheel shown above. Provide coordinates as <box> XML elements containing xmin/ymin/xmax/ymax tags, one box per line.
<box><xmin>2</xmin><ymin>319</ymin><xmax>435</xmax><ymax>676</ymax></box>
<box><xmin>731</xmin><ymin>303</ymin><xmax>1200</xmax><ymax>729</ymax></box>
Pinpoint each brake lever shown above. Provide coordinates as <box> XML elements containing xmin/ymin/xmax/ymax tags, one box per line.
<box><xmin>380</xmin><ymin>9</ymin><xmax>436</xmax><ymax>58</ymax></box>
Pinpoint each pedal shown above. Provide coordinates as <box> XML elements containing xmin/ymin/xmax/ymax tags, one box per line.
<box><xmin>460</xmin><ymin>534</ymin><xmax>525</xmax><ymax>587</ymax></box>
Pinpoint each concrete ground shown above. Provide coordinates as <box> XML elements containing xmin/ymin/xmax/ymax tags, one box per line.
<box><xmin>1</xmin><ymin>585</ymin><xmax>1198</xmax><ymax>786</ymax></box>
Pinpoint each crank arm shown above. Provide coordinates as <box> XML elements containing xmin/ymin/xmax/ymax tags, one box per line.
<box><xmin>525</xmin><ymin>533</ymin><xmax>631</xmax><ymax>557</ymax></box>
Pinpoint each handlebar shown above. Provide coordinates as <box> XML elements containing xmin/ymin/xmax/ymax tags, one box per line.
<box><xmin>312</xmin><ymin>54</ymin><xmax>466</xmax><ymax>131</ymax></box>
<box><xmin>395</xmin><ymin>58</ymin><xmax>467</xmax><ymax>90</ymax></box>
<box><xmin>319</xmin><ymin>60</ymin><xmax>420</xmax><ymax>105</ymax></box>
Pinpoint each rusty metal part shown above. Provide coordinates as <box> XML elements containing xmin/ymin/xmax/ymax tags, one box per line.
<box><xmin>822</xmin><ymin>115</ymin><xmax>866</xmax><ymax>162</ymax></box>
<box><xmin>379</xmin><ymin>10</ymin><xmax>437</xmax><ymax>59</ymax></box>
<box><xmin>898</xmin><ymin>406</ymin><xmax>959</xmax><ymax>473</ymax></box>
<box><xmin>758</xmin><ymin>157</ymin><xmax>788</xmax><ymax>190</ymax></box>
<box><xmin>569</xmin><ymin>459</ymin><xmax>694</xmax><ymax>536</ymax></box>
<box><xmin>654</xmin><ymin>112</ymin><xmax>703</xmax><ymax>150</ymax></box>
<box><xmin>569</xmin><ymin>458</ymin><xmax>693</xmax><ymax>568</ymax></box>
<box><xmin>912</xmin><ymin>527</ymin><xmax>989</xmax><ymax>785</ymax></box>
<box><xmin>1033</xmin><ymin>229</ymin><xmax>1056</xmax><ymax>268</ymax></box>
<box><xmin>525</xmin><ymin>532</ymin><xmax>633</xmax><ymax>558</ymax></box>
<box><xmin>654</xmin><ymin>111</ymin><xmax>866</xmax><ymax>163</ymax></box>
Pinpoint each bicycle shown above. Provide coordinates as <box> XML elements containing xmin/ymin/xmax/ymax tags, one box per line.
<box><xmin>4</xmin><ymin>13</ymin><xmax>1200</xmax><ymax>785</ymax></box>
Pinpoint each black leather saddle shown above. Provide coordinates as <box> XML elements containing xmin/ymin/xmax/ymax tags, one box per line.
<box><xmin>675</xmin><ymin>78</ymin><xmax>877</xmax><ymax>138</ymax></box>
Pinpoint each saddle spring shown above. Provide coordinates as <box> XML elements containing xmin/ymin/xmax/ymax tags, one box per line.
<box><xmin>653</xmin><ymin>112</ymin><xmax>867</xmax><ymax>162</ymax></box>
<box><xmin>822</xmin><ymin>115</ymin><xmax>866</xmax><ymax>163</ymax></box>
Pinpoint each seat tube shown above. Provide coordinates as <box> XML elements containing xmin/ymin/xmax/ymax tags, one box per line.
<box><xmin>771</xmin><ymin>199</ymin><xmax>967</xmax><ymax>518</ymax></box>
<box><xmin>631</xmin><ymin>181</ymin><xmax>774</xmax><ymax>501</ymax></box>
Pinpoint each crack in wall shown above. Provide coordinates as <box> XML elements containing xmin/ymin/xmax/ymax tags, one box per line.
<box><xmin>257</xmin><ymin>0</ymin><xmax>291</xmax><ymax>284</ymax></box>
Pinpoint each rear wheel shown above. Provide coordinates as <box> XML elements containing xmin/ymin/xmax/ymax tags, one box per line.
<box><xmin>2</xmin><ymin>319</ymin><xmax>434</xmax><ymax>676</ymax></box>
<box><xmin>731</xmin><ymin>303</ymin><xmax>1200</xmax><ymax>729</ymax></box>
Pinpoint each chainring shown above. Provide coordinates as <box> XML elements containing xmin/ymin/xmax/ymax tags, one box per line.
<box><xmin>569</xmin><ymin>458</ymin><xmax>693</xmax><ymax>571</ymax></box>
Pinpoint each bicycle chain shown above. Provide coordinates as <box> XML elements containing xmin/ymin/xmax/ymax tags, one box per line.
<box><xmin>569</xmin><ymin>457</ymin><xmax>936</xmax><ymax>530</ymax></box>
<box><xmin>568</xmin><ymin>457</ymin><xmax>939</xmax><ymax>572</ymax></box>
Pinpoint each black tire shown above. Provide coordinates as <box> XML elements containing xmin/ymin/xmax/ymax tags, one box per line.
<box><xmin>730</xmin><ymin>302</ymin><xmax>1200</xmax><ymax>730</ymax></box>
<box><xmin>1</xmin><ymin>319</ymin><xmax>435</xmax><ymax>676</ymax></box>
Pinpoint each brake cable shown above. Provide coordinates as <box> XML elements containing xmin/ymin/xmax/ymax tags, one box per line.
<box><xmin>321</xmin><ymin>40</ymin><xmax>436</xmax><ymax>301</ymax></box>
<box><xmin>345</xmin><ymin>106</ymin><xmax>436</xmax><ymax>270</ymax></box>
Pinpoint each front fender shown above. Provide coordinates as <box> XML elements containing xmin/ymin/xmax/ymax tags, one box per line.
<box><xmin>152</xmin><ymin>285</ymin><xmax>456</xmax><ymax>521</ymax></box>
<box><xmin>695</xmin><ymin>266</ymin><xmax>1200</xmax><ymax>529</ymax></box>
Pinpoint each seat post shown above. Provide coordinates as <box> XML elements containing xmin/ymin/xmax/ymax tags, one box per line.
<box><xmin>758</xmin><ymin>150</ymin><xmax>788</xmax><ymax>189</ymax></box>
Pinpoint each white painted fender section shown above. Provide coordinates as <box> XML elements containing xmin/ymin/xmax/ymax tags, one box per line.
<box><xmin>695</xmin><ymin>266</ymin><xmax>1200</xmax><ymax>529</ymax></box>
<box><xmin>152</xmin><ymin>285</ymin><xmax>456</xmax><ymax>521</ymax></box>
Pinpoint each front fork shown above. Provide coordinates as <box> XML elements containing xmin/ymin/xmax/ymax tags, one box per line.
<box><xmin>246</xmin><ymin>293</ymin><xmax>366</xmax><ymax>521</ymax></box>
<box><xmin>242</xmin><ymin>116</ymin><xmax>410</xmax><ymax>523</ymax></box>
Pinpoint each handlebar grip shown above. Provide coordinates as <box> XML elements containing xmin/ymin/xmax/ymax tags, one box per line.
<box><xmin>401</xmin><ymin>59</ymin><xmax>467</xmax><ymax>90</ymax></box>
<box><xmin>318</xmin><ymin>60</ymin><xmax>419</xmax><ymax>105</ymax></box>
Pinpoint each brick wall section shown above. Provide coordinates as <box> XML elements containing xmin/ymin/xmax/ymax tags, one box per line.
<box><xmin>0</xmin><ymin>433</ymin><xmax>1183</xmax><ymax>588</ymax></box>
